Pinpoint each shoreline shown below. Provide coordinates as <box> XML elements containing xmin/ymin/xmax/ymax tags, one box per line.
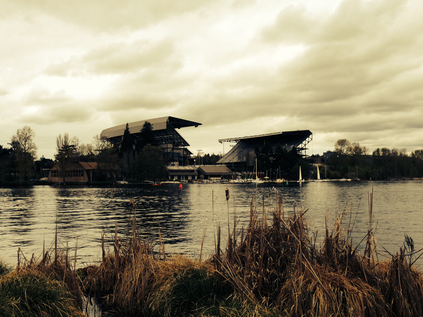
<box><xmin>2</xmin><ymin>191</ymin><xmax>423</xmax><ymax>316</ymax></box>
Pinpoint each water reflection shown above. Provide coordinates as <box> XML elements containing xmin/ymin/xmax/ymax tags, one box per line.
<box><xmin>1</xmin><ymin>181</ymin><xmax>423</xmax><ymax>268</ymax></box>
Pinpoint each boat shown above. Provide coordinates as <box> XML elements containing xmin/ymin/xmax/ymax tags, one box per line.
<box><xmin>251</xmin><ymin>178</ymin><xmax>264</xmax><ymax>184</ymax></box>
<box><xmin>251</xmin><ymin>158</ymin><xmax>264</xmax><ymax>183</ymax></box>
<box><xmin>298</xmin><ymin>166</ymin><xmax>304</xmax><ymax>183</ymax></box>
<box><xmin>314</xmin><ymin>164</ymin><xmax>323</xmax><ymax>182</ymax></box>
<box><xmin>232</xmin><ymin>178</ymin><xmax>252</xmax><ymax>184</ymax></box>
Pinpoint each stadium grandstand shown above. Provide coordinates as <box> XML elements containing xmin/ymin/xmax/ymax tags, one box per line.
<box><xmin>217</xmin><ymin>130</ymin><xmax>312</xmax><ymax>172</ymax></box>
<box><xmin>100</xmin><ymin>116</ymin><xmax>201</xmax><ymax>166</ymax></box>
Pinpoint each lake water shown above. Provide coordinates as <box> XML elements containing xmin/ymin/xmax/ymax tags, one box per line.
<box><xmin>1</xmin><ymin>180</ymin><xmax>423</xmax><ymax>269</ymax></box>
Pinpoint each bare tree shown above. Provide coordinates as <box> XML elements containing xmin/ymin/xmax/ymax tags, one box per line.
<box><xmin>334</xmin><ymin>139</ymin><xmax>350</xmax><ymax>156</ymax></box>
<box><xmin>93</xmin><ymin>134</ymin><xmax>113</xmax><ymax>152</ymax></box>
<box><xmin>348</xmin><ymin>142</ymin><xmax>368</xmax><ymax>156</ymax></box>
<box><xmin>10</xmin><ymin>126</ymin><xmax>37</xmax><ymax>182</ymax></box>
<box><xmin>11</xmin><ymin>126</ymin><xmax>37</xmax><ymax>159</ymax></box>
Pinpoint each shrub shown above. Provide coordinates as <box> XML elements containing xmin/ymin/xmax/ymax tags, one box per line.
<box><xmin>0</xmin><ymin>271</ymin><xmax>83</xmax><ymax>317</ymax></box>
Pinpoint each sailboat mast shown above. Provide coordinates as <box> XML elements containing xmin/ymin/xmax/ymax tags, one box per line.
<box><xmin>299</xmin><ymin>166</ymin><xmax>302</xmax><ymax>182</ymax></box>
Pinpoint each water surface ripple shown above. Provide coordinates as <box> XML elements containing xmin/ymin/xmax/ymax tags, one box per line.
<box><xmin>0</xmin><ymin>181</ymin><xmax>422</xmax><ymax>268</ymax></box>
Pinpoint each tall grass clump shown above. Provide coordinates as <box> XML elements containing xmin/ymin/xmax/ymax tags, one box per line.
<box><xmin>378</xmin><ymin>246</ymin><xmax>423</xmax><ymax>316</ymax></box>
<box><xmin>215</xmin><ymin>190</ymin><xmax>423</xmax><ymax>317</ymax></box>
<box><xmin>80</xmin><ymin>229</ymin><xmax>160</xmax><ymax>315</ymax></box>
<box><xmin>142</xmin><ymin>256</ymin><xmax>232</xmax><ymax>317</ymax></box>
<box><xmin>0</xmin><ymin>259</ymin><xmax>10</xmax><ymax>276</ymax></box>
<box><xmin>4</xmin><ymin>190</ymin><xmax>423</xmax><ymax>317</ymax></box>
<box><xmin>0</xmin><ymin>226</ymin><xmax>85</xmax><ymax>316</ymax></box>
<box><xmin>0</xmin><ymin>270</ymin><xmax>83</xmax><ymax>317</ymax></box>
<box><xmin>79</xmin><ymin>213</ymin><xmax>233</xmax><ymax>316</ymax></box>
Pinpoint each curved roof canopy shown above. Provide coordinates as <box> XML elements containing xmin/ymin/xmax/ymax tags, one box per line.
<box><xmin>100</xmin><ymin>116</ymin><xmax>201</xmax><ymax>140</ymax></box>
<box><xmin>218</xmin><ymin>130</ymin><xmax>312</xmax><ymax>164</ymax></box>
<box><xmin>100</xmin><ymin>116</ymin><xmax>201</xmax><ymax>150</ymax></box>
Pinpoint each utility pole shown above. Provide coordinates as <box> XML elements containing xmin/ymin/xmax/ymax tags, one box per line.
<box><xmin>197</xmin><ymin>149</ymin><xmax>203</xmax><ymax>165</ymax></box>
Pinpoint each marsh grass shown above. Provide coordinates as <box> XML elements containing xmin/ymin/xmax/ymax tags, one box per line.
<box><xmin>0</xmin><ymin>260</ymin><xmax>10</xmax><ymax>276</ymax></box>
<box><xmin>0</xmin><ymin>223</ymin><xmax>84</xmax><ymax>316</ymax></box>
<box><xmin>3</xmin><ymin>189</ymin><xmax>423</xmax><ymax>316</ymax></box>
<box><xmin>0</xmin><ymin>270</ymin><xmax>83</xmax><ymax>317</ymax></box>
<box><xmin>215</xmin><ymin>190</ymin><xmax>423</xmax><ymax>317</ymax></box>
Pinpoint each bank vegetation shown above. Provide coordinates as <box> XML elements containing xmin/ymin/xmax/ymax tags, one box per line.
<box><xmin>1</xmin><ymin>192</ymin><xmax>423</xmax><ymax>316</ymax></box>
<box><xmin>322</xmin><ymin>139</ymin><xmax>423</xmax><ymax>180</ymax></box>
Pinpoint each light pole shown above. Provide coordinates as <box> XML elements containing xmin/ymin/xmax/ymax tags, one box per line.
<box><xmin>197</xmin><ymin>149</ymin><xmax>203</xmax><ymax>165</ymax></box>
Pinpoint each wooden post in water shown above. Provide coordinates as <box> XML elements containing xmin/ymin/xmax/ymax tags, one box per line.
<box><xmin>74</xmin><ymin>237</ymin><xmax>78</xmax><ymax>272</ymax></box>
<box><xmin>17</xmin><ymin>247</ymin><xmax>20</xmax><ymax>271</ymax></box>
<box><xmin>114</xmin><ymin>221</ymin><xmax>119</xmax><ymax>276</ymax></box>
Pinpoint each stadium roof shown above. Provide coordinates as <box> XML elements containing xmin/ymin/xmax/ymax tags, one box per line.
<box><xmin>100</xmin><ymin>116</ymin><xmax>201</xmax><ymax>139</ymax></box>
<box><xmin>100</xmin><ymin>116</ymin><xmax>201</xmax><ymax>148</ymax></box>
<box><xmin>218</xmin><ymin>130</ymin><xmax>312</xmax><ymax>164</ymax></box>
<box><xmin>218</xmin><ymin>130</ymin><xmax>312</xmax><ymax>143</ymax></box>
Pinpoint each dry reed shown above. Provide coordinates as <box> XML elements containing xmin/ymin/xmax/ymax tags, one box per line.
<box><xmin>215</xmin><ymin>189</ymin><xmax>423</xmax><ymax>317</ymax></box>
<box><xmin>5</xmin><ymin>189</ymin><xmax>423</xmax><ymax>317</ymax></box>
<box><xmin>2</xmin><ymin>225</ymin><xmax>84</xmax><ymax>316</ymax></box>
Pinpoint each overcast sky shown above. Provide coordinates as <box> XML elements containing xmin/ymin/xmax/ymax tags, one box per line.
<box><xmin>1</xmin><ymin>0</ymin><xmax>422</xmax><ymax>159</ymax></box>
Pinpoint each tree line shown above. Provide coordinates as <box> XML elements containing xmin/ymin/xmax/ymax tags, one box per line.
<box><xmin>0</xmin><ymin>126</ymin><xmax>118</xmax><ymax>185</ymax></box>
<box><xmin>0</xmin><ymin>123</ymin><xmax>169</xmax><ymax>185</ymax></box>
<box><xmin>3</xmin><ymin>125</ymin><xmax>422</xmax><ymax>185</ymax></box>
<box><xmin>324</xmin><ymin>139</ymin><xmax>423</xmax><ymax>180</ymax></box>
<box><xmin>0</xmin><ymin>122</ymin><xmax>225</xmax><ymax>185</ymax></box>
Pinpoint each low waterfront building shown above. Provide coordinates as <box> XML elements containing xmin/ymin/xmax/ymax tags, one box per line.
<box><xmin>166</xmin><ymin>165</ymin><xmax>234</xmax><ymax>181</ymax></box>
<box><xmin>167</xmin><ymin>166</ymin><xmax>199</xmax><ymax>181</ymax></box>
<box><xmin>48</xmin><ymin>162</ymin><xmax>120</xmax><ymax>183</ymax></box>
<box><xmin>197</xmin><ymin>165</ymin><xmax>232</xmax><ymax>180</ymax></box>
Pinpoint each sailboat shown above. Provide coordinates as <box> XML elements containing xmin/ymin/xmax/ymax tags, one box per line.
<box><xmin>251</xmin><ymin>158</ymin><xmax>264</xmax><ymax>183</ymax></box>
<box><xmin>298</xmin><ymin>166</ymin><xmax>304</xmax><ymax>183</ymax></box>
<box><xmin>315</xmin><ymin>164</ymin><xmax>323</xmax><ymax>182</ymax></box>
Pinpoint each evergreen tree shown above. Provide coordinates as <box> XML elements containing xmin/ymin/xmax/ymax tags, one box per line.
<box><xmin>0</xmin><ymin>145</ymin><xmax>12</xmax><ymax>184</ymax></box>
<box><xmin>137</xmin><ymin>121</ymin><xmax>155</xmax><ymax>151</ymax></box>
<box><xmin>133</xmin><ymin>144</ymin><xmax>167</xmax><ymax>181</ymax></box>
<box><xmin>55</xmin><ymin>133</ymin><xmax>78</xmax><ymax>183</ymax></box>
<box><xmin>120</xmin><ymin>123</ymin><xmax>133</xmax><ymax>155</ymax></box>
<box><xmin>202</xmin><ymin>153</ymin><xmax>221</xmax><ymax>165</ymax></box>
<box><xmin>120</xmin><ymin>123</ymin><xmax>134</xmax><ymax>178</ymax></box>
